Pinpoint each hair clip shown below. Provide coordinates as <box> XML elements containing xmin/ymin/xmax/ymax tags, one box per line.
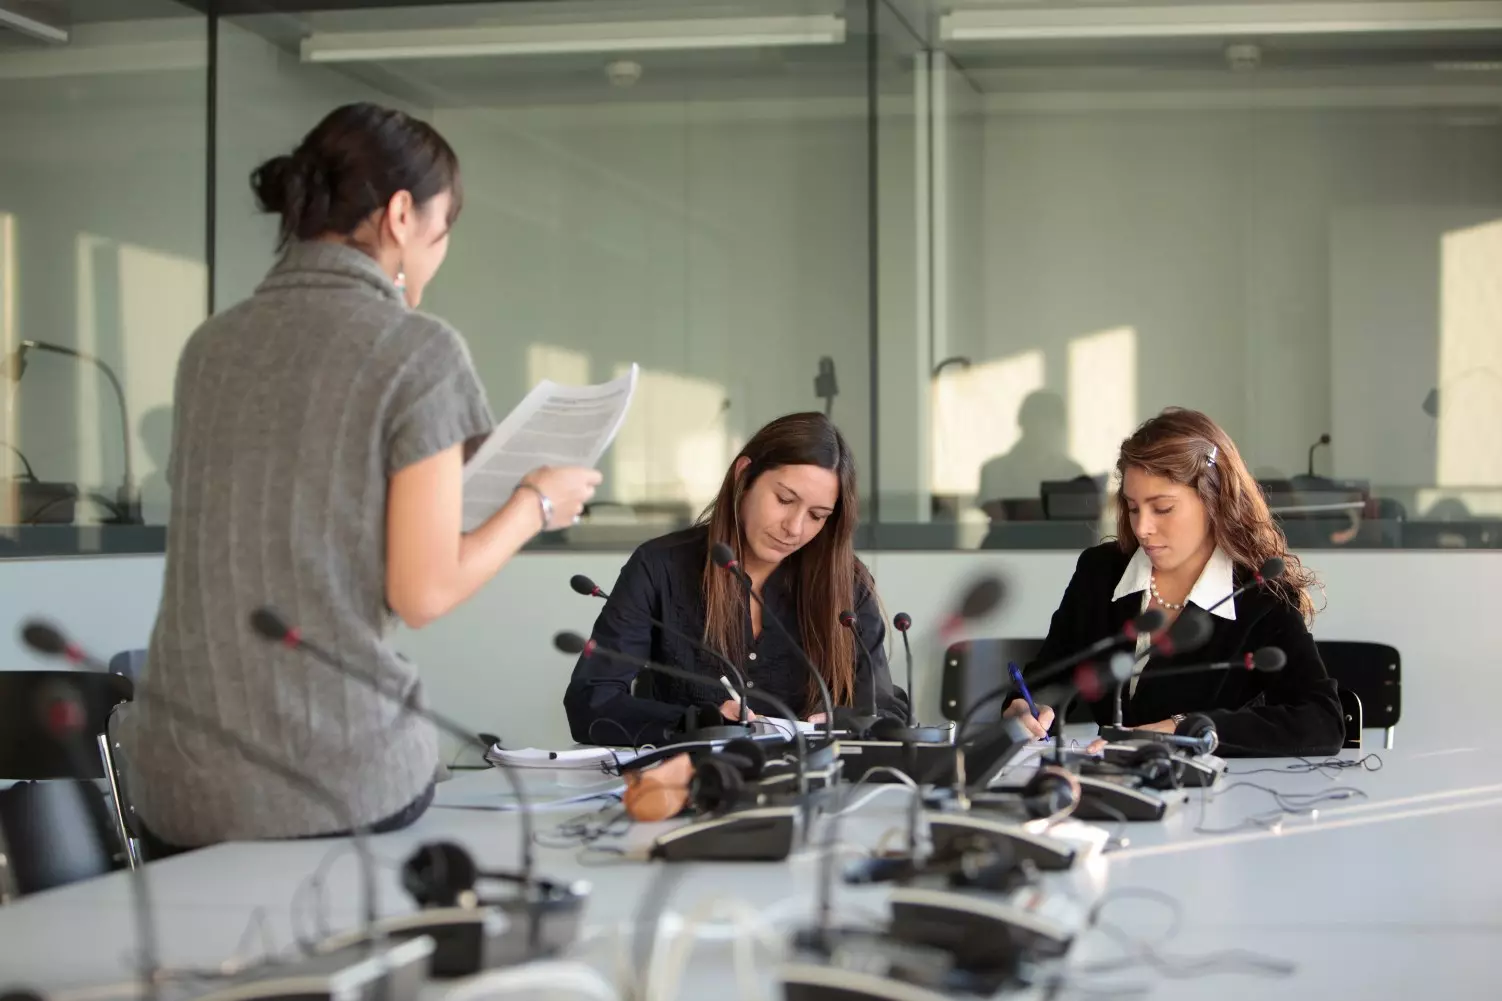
<box><xmin>1206</xmin><ymin>445</ymin><xmax>1219</xmax><ymax>467</ymax></box>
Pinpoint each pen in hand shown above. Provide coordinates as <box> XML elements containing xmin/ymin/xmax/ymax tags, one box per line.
<box><xmin>1008</xmin><ymin>661</ymin><xmax>1049</xmax><ymax>742</ymax></box>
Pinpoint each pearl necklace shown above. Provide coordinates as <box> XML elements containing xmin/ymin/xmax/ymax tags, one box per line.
<box><xmin>1149</xmin><ymin>572</ymin><xmax>1187</xmax><ymax>610</ymax></box>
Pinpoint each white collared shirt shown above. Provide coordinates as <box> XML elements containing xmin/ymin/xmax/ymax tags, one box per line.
<box><xmin>1113</xmin><ymin>545</ymin><xmax>1237</xmax><ymax>696</ymax></box>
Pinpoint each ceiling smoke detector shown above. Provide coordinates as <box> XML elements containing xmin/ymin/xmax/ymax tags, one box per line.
<box><xmin>605</xmin><ymin>59</ymin><xmax>643</xmax><ymax>87</ymax></box>
<box><xmin>1225</xmin><ymin>42</ymin><xmax>1261</xmax><ymax>72</ymax></box>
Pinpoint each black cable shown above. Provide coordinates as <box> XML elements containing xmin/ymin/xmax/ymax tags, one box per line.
<box><xmin>1229</xmin><ymin>752</ymin><xmax>1383</xmax><ymax>778</ymax></box>
<box><xmin>0</xmin><ymin>440</ymin><xmax>37</xmax><ymax>481</ymax></box>
<box><xmin>1193</xmin><ymin>781</ymin><xmax>1367</xmax><ymax>834</ymax></box>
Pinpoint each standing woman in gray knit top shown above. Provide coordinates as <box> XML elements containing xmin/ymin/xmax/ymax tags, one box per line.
<box><xmin>114</xmin><ymin>103</ymin><xmax>600</xmax><ymax>857</ymax></box>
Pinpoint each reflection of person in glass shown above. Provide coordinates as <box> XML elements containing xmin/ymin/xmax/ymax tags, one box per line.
<box><xmin>978</xmin><ymin>390</ymin><xmax>1086</xmax><ymax>519</ymax></box>
<box><xmin>1006</xmin><ymin>408</ymin><xmax>1345</xmax><ymax>757</ymax></box>
<box><xmin>564</xmin><ymin>412</ymin><xmax>907</xmax><ymax>746</ymax></box>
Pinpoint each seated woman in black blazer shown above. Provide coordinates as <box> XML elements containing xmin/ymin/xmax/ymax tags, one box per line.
<box><xmin>1007</xmin><ymin>408</ymin><xmax>1345</xmax><ymax>757</ymax></box>
<box><xmin>564</xmin><ymin>412</ymin><xmax>907</xmax><ymax>746</ymax></box>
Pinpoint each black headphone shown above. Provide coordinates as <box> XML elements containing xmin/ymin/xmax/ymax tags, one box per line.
<box><xmin>1019</xmin><ymin>765</ymin><xmax>1081</xmax><ymax>821</ymax></box>
<box><xmin>1173</xmin><ymin>712</ymin><xmax>1219</xmax><ymax>756</ymax></box>
<box><xmin>1119</xmin><ymin>741</ymin><xmax>1184</xmax><ymax>790</ymax></box>
<box><xmin>402</xmin><ymin>841</ymin><xmax>583</xmax><ymax>912</ymax></box>
<box><xmin>865</xmin><ymin>716</ymin><xmax>953</xmax><ymax>744</ymax></box>
<box><xmin>690</xmin><ymin>737</ymin><xmax>775</xmax><ymax>814</ymax></box>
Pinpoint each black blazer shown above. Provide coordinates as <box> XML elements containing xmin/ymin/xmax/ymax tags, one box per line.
<box><xmin>562</xmin><ymin>526</ymin><xmax>906</xmax><ymax>745</ymax></box>
<box><xmin>1026</xmin><ymin>543</ymin><xmax>1345</xmax><ymax>757</ymax></box>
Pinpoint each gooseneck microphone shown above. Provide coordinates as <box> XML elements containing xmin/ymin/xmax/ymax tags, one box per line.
<box><xmin>710</xmin><ymin>542</ymin><xmax>836</xmax><ymax>747</ymax></box>
<box><xmin>1139</xmin><ymin>646</ymin><xmax>1286</xmax><ymax>681</ymax></box>
<box><xmin>893</xmin><ymin>613</ymin><xmax>915</xmax><ymax>725</ymax></box>
<box><xmin>1029</xmin><ymin>608</ymin><xmax>1166</xmax><ymax>687</ymax></box>
<box><xmin>569</xmin><ymin>574</ymin><xmax>607</xmax><ymax>599</ymax></box>
<box><xmin>836</xmin><ymin>610</ymin><xmax>881</xmax><ymax>736</ymax></box>
<box><xmin>249</xmin><ymin>607</ymin><xmax>571</xmax><ymax>957</ymax></box>
<box><xmin>567</xmin><ymin>573</ymin><xmax>752</xmax><ymax>729</ymax></box>
<box><xmin>21</xmin><ymin>619</ymin><xmax>380</xmax><ymax>993</ymax></box>
<box><xmin>1202</xmin><ymin>556</ymin><xmax>1286</xmax><ymax>616</ymax></box>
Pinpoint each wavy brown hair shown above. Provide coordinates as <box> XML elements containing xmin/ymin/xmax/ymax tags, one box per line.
<box><xmin>1114</xmin><ymin>408</ymin><xmax>1318</xmax><ymax>623</ymax></box>
<box><xmin>699</xmin><ymin>412</ymin><xmax>870</xmax><ymax>709</ymax></box>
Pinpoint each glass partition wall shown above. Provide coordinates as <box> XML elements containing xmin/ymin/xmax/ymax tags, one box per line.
<box><xmin>2</xmin><ymin>0</ymin><xmax>1499</xmax><ymax>555</ymax></box>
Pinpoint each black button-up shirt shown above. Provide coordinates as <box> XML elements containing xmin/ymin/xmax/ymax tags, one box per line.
<box><xmin>562</xmin><ymin>526</ymin><xmax>905</xmax><ymax>745</ymax></box>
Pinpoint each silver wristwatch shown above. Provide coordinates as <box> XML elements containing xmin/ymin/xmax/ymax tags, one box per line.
<box><xmin>514</xmin><ymin>482</ymin><xmax>554</xmax><ymax>530</ymax></box>
<box><xmin>1171</xmin><ymin>713</ymin><xmax>1188</xmax><ymax>727</ymax></box>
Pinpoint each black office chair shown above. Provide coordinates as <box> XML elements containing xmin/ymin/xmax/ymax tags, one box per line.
<box><xmin>1316</xmin><ymin>641</ymin><xmax>1401</xmax><ymax>749</ymax></box>
<box><xmin>1337</xmin><ymin>687</ymin><xmax>1363</xmax><ymax>750</ymax></box>
<box><xmin>0</xmin><ymin>670</ymin><xmax>137</xmax><ymax>888</ymax></box>
<box><xmin>941</xmin><ymin>639</ymin><xmax>1096</xmax><ymax>730</ymax></box>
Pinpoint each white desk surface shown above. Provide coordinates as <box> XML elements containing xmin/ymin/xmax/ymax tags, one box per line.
<box><xmin>2</xmin><ymin>733</ymin><xmax>1499</xmax><ymax>1000</ymax></box>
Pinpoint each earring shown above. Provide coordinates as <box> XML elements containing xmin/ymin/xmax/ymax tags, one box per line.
<box><xmin>394</xmin><ymin>269</ymin><xmax>407</xmax><ymax>293</ymax></box>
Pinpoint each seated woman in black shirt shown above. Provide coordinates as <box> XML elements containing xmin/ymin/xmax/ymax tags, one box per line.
<box><xmin>564</xmin><ymin>412</ymin><xmax>906</xmax><ymax>746</ymax></box>
<box><xmin>1006</xmin><ymin>408</ymin><xmax>1345</xmax><ymax>757</ymax></box>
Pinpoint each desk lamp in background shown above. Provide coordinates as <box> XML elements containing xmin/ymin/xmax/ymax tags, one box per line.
<box><xmin>2</xmin><ymin>340</ymin><xmax>141</xmax><ymax>525</ymax></box>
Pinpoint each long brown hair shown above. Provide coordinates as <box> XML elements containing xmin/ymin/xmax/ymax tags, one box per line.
<box><xmin>1114</xmin><ymin>408</ymin><xmax>1319</xmax><ymax>623</ymax></box>
<box><xmin>699</xmin><ymin>412</ymin><xmax>870</xmax><ymax>709</ymax></box>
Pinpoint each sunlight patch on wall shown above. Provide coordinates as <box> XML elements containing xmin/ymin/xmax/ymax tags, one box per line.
<box><xmin>930</xmin><ymin>349</ymin><xmax>1045</xmax><ymax>496</ymax></box>
<box><xmin>612</xmin><ymin>365</ymin><xmax>731</xmax><ymax>515</ymax></box>
<box><xmin>1068</xmin><ymin>326</ymin><xmax>1138</xmax><ymax>478</ymax></box>
<box><xmin>1436</xmin><ymin>218</ymin><xmax>1502</xmax><ymax>491</ymax></box>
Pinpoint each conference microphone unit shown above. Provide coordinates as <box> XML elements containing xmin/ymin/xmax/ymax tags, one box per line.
<box><xmin>567</xmin><ymin>572</ymin><xmax>757</xmax><ymax>739</ymax></box>
<box><xmin>837</xmin><ymin>612</ymin><xmax>950</xmax><ymax>745</ymax></box>
<box><xmin>250</xmin><ymin>608</ymin><xmax>588</xmax><ymax>972</ymax></box>
<box><xmin>19</xmin><ymin>621</ymin><xmax>433</xmax><ymax>1001</ymax></box>
<box><xmin>554</xmin><ymin>632</ymin><xmax>801</xmax><ymax>860</ymax></box>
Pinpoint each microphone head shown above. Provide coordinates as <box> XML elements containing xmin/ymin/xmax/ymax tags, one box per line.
<box><xmin>1165</xmin><ymin>608</ymin><xmax>1213</xmax><ymax>655</ymax></box>
<box><xmin>838</xmin><ymin>610</ymin><xmax>857</xmax><ymax>628</ymax></box>
<box><xmin>709</xmin><ymin>541</ymin><xmax>738</xmax><ymax>570</ymax></box>
<box><xmin>249</xmin><ymin>607</ymin><xmax>292</xmax><ymax>642</ymax></box>
<box><xmin>1258</xmin><ymin>556</ymin><xmax>1286</xmax><ymax>582</ymax></box>
<box><xmin>569</xmin><ymin>574</ymin><xmax>599</xmax><ymax>597</ymax></box>
<box><xmin>20</xmin><ymin>619</ymin><xmax>69</xmax><ymax>657</ymax></box>
<box><xmin>1252</xmin><ymin>646</ymin><xmax>1287</xmax><ymax>672</ymax></box>
<box><xmin>893</xmin><ymin>612</ymin><xmax>912</xmax><ymax>632</ymax></box>
<box><xmin>957</xmin><ymin>575</ymin><xmax>1006</xmax><ymax>620</ymax></box>
<box><xmin>553</xmin><ymin>631</ymin><xmax>589</xmax><ymax>655</ymax></box>
<box><xmin>1134</xmin><ymin>608</ymin><xmax>1167</xmax><ymax>633</ymax></box>
<box><xmin>1106</xmin><ymin>651</ymin><xmax>1134</xmax><ymax>684</ymax></box>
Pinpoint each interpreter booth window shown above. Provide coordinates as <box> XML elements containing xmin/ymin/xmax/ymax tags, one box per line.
<box><xmin>218</xmin><ymin>0</ymin><xmax>888</xmax><ymax>550</ymax></box>
<box><xmin>0</xmin><ymin>0</ymin><xmax>208</xmax><ymax>556</ymax></box>
<box><xmin>917</xmin><ymin>3</ymin><xmax>1502</xmax><ymax>551</ymax></box>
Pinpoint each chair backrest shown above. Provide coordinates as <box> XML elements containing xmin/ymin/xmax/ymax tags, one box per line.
<box><xmin>943</xmin><ymin>638</ymin><xmax>1099</xmax><ymax>727</ymax></box>
<box><xmin>0</xmin><ymin>779</ymin><xmax>117</xmax><ymax>895</ymax></box>
<box><xmin>1337</xmin><ymin>687</ymin><xmax>1364</xmax><ymax>749</ymax></box>
<box><xmin>108</xmin><ymin>649</ymin><xmax>147</xmax><ymax>684</ymax></box>
<box><xmin>1315</xmin><ymin>641</ymin><xmax>1401</xmax><ymax>729</ymax></box>
<box><xmin>0</xmin><ymin>670</ymin><xmax>133</xmax><ymax>780</ymax></box>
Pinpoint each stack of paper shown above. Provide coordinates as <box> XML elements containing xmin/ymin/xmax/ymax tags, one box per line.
<box><xmin>461</xmin><ymin>366</ymin><xmax>639</xmax><ymax>531</ymax></box>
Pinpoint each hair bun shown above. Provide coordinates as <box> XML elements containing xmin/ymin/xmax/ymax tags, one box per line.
<box><xmin>250</xmin><ymin>154</ymin><xmax>301</xmax><ymax>215</ymax></box>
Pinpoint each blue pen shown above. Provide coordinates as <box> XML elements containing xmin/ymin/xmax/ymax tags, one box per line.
<box><xmin>1008</xmin><ymin>662</ymin><xmax>1039</xmax><ymax>719</ymax></box>
<box><xmin>1008</xmin><ymin>661</ymin><xmax>1050</xmax><ymax>742</ymax></box>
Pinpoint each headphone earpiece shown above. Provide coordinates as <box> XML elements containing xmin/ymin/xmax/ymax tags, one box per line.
<box><xmin>1125</xmin><ymin>741</ymin><xmax>1182</xmax><ymax>790</ymax></box>
<box><xmin>692</xmin><ymin>754</ymin><xmax>752</xmax><ymax>814</ymax></box>
<box><xmin>402</xmin><ymin>840</ymin><xmax>479</xmax><ymax>908</ymax></box>
<box><xmin>1020</xmin><ymin>765</ymin><xmax>1080</xmax><ymax>821</ymax></box>
<box><xmin>1175</xmin><ymin>712</ymin><xmax>1219</xmax><ymax>755</ymax></box>
<box><xmin>720</xmin><ymin>738</ymin><xmax>767</xmax><ymax>777</ymax></box>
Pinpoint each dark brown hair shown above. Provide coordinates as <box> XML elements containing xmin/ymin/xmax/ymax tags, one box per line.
<box><xmin>250</xmin><ymin>103</ymin><xmax>462</xmax><ymax>250</ymax></box>
<box><xmin>699</xmin><ymin>412</ymin><xmax>870</xmax><ymax>709</ymax></box>
<box><xmin>1115</xmin><ymin>407</ymin><xmax>1319</xmax><ymax>623</ymax></box>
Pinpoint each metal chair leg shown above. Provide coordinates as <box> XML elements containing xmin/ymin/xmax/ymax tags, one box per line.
<box><xmin>1384</xmin><ymin>726</ymin><xmax>1394</xmax><ymax>750</ymax></box>
<box><xmin>96</xmin><ymin>734</ymin><xmax>138</xmax><ymax>870</ymax></box>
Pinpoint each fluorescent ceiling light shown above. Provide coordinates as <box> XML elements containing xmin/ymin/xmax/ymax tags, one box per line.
<box><xmin>941</xmin><ymin>2</ymin><xmax>1502</xmax><ymax>42</ymax></box>
<box><xmin>0</xmin><ymin>2</ymin><xmax>69</xmax><ymax>44</ymax></box>
<box><xmin>300</xmin><ymin>14</ymin><xmax>845</xmax><ymax>63</ymax></box>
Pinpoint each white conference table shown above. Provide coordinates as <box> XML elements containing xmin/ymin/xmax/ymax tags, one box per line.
<box><xmin>2</xmin><ymin>731</ymin><xmax>1499</xmax><ymax>1000</ymax></box>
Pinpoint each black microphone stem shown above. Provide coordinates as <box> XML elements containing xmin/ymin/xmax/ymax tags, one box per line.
<box><xmin>899</xmin><ymin>628</ymin><xmax>916</xmax><ymax>727</ymax></box>
<box><xmin>732</xmin><ymin>570</ymin><xmax>836</xmax><ymax>748</ymax></box>
<box><xmin>259</xmin><ymin>620</ymin><xmax>545</xmax><ymax>953</ymax></box>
